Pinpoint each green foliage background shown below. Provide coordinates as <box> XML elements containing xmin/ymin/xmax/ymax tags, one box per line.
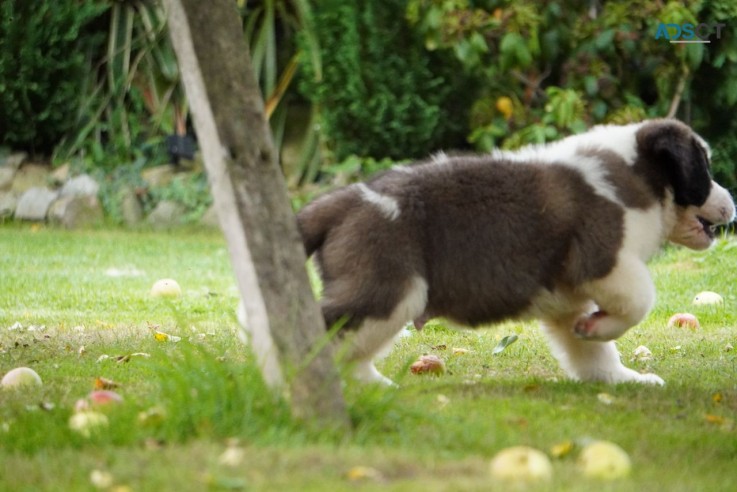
<box><xmin>404</xmin><ymin>0</ymin><xmax>737</xmax><ymax>189</ymax></box>
<box><xmin>0</xmin><ymin>0</ymin><xmax>106</xmax><ymax>154</ymax></box>
<box><xmin>298</xmin><ymin>0</ymin><xmax>477</xmax><ymax>162</ymax></box>
<box><xmin>0</xmin><ymin>0</ymin><xmax>736</xmax><ymax>195</ymax></box>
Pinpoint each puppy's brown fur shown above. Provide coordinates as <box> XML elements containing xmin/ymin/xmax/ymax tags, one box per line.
<box><xmin>296</xmin><ymin>120</ymin><xmax>735</xmax><ymax>385</ymax></box>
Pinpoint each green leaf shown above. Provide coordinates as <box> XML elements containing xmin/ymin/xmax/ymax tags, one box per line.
<box><xmin>500</xmin><ymin>32</ymin><xmax>524</xmax><ymax>71</ymax></box>
<box><xmin>584</xmin><ymin>76</ymin><xmax>599</xmax><ymax>96</ymax></box>
<box><xmin>594</xmin><ymin>29</ymin><xmax>615</xmax><ymax>50</ymax></box>
<box><xmin>685</xmin><ymin>42</ymin><xmax>704</xmax><ymax>69</ymax></box>
<box><xmin>492</xmin><ymin>335</ymin><xmax>519</xmax><ymax>355</ymax></box>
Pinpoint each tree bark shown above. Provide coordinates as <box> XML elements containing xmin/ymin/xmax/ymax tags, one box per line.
<box><xmin>163</xmin><ymin>0</ymin><xmax>348</xmax><ymax>426</ymax></box>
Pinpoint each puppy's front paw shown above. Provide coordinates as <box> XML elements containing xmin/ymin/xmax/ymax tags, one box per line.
<box><xmin>634</xmin><ymin>372</ymin><xmax>666</xmax><ymax>386</ymax></box>
<box><xmin>353</xmin><ymin>361</ymin><xmax>397</xmax><ymax>387</ymax></box>
<box><xmin>610</xmin><ymin>367</ymin><xmax>665</xmax><ymax>386</ymax></box>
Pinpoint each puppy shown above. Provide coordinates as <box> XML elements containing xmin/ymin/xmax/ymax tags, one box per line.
<box><xmin>297</xmin><ymin>119</ymin><xmax>735</xmax><ymax>386</ymax></box>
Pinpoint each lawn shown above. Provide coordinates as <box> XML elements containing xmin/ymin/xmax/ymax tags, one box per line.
<box><xmin>1</xmin><ymin>224</ymin><xmax>736</xmax><ymax>491</ymax></box>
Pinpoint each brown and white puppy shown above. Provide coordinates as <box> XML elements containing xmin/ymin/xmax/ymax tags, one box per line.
<box><xmin>296</xmin><ymin>119</ymin><xmax>735</xmax><ymax>386</ymax></box>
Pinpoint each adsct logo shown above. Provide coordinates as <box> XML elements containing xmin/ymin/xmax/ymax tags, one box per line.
<box><xmin>655</xmin><ymin>22</ymin><xmax>726</xmax><ymax>43</ymax></box>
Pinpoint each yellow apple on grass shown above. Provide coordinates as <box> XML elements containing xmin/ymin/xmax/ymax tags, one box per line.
<box><xmin>150</xmin><ymin>278</ymin><xmax>182</xmax><ymax>298</ymax></box>
<box><xmin>489</xmin><ymin>446</ymin><xmax>553</xmax><ymax>483</ymax></box>
<box><xmin>1</xmin><ymin>367</ymin><xmax>42</xmax><ymax>389</ymax></box>
<box><xmin>577</xmin><ymin>440</ymin><xmax>631</xmax><ymax>480</ymax></box>
<box><xmin>693</xmin><ymin>291</ymin><xmax>723</xmax><ymax>306</ymax></box>
<box><xmin>69</xmin><ymin>411</ymin><xmax>109</xmax><ymax>438</ymax></box>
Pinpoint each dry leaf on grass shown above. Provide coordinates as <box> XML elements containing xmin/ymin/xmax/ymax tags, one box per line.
<box><xmin>153</xmin><ymin>331</ymin><xmax>181</xmax><ymax>343</ymax></box>
<box><xmin>94</xmin><ymin>376</ymin><xmax>120</xmax><ymax>390</ymax></box>
<box><xmin>550</xmin><ymin>440</ymin><xmax>575</xmax><ymax>459</ymax></box>
<box><xmin>345</xmin><ymin>466</ymin><xmax>384</xmax><ymax>482</ymax></box>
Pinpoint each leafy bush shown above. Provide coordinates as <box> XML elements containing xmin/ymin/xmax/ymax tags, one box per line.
<box><xmin>56</xmin><ymin>1</ymin><xmax>184</xmax><ymax>172</ymax></box>
<box><xmin>406</xmin><ymin>0</ymin><xmax>737</xmax><ymax>189</ymax></box>
<box><xmin>0</xmin><ymin>0</ymin><xmax>106</xmax><ymax>154</ymax></box>
<box><xmin>148</xmin><ymin>171</ymin><xmax>213</xmax><ymax>223</ymax></box>
<box><xmin>299</xmin><ymin>0</ymin><xmax>478</xmax><ymax>162</ymax></box>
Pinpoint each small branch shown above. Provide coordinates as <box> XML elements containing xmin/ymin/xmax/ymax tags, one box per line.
<box><xmin>511</xmin><ymin>66</ymin><xmax>552</xmax><ymax>103</ymax></box>
<box><xmin>667</xmin><ymin>67</ymin><xmax>689</xmax><ymax>119</ymax></box>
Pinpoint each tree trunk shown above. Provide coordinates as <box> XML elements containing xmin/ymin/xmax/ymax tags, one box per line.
<box><xmin>163</xmin><ymin>0</ymin><xmax>348</xmax><ymax>426</ymax></box>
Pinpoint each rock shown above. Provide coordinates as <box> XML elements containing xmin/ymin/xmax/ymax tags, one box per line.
<box><xmin>50</xmin><ymin>163</ymin><xmax>71</xmax><ymax>184</ymax></box>
<box><xmin>60</xmin><ymin>174</ymin><xmax>100</xmax><ymax>197</ymax></box>
<box><xmin>1</xmin><ymin>151</ymin><xmax>28</xmax><ymax>170</ymax></box>
<box><xmin>48</xmin><ymin>195</ymin><xmax>103</xmax><ymax>229</ymax></box>
<box><xmin>15</xmin><ymin>187</ymin><xmax>58</xmax><ymax>221</ymax></box>
<box><xmin>0</xmin><ymin>191</ymin><xmax>17</xmax><ymax>217</ymax></box>
<box><xmin>147</xmin><ymin>200</ymin><xmax>186</xmax><ymax>229</ymax></box>
<box><xmin>0</xmin><ymin>167</ymin><xmax>14</xmax><ymax>191</ymax></box>
<box><xmin>11</xmin><ymin>164</ymin><xmax>50</xmax><ymax>193</ymax></box>
<box><xmin>200</xmin><ymin>204</ymin><xmax>219</xmax><ymax>228</ymax></box>
<box><xmin>141</xmin><ymin>165</ymin><xmax>176</xmax><ymax>188</ymax></box>
<box><xmin>119</xmin><ymin>187</ymin><xmax>144</xmax><ymax>226</ymax></box>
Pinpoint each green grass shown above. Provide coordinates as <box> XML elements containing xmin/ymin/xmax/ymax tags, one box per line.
<box><xmin>1</xmin><ymin>223</ymin><xmax>737</xmax><ymax>491</ymax></box>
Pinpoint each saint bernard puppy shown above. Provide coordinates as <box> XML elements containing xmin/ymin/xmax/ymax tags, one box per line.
<box><xmin>295</xmin><ymin>119</ymin><xmax>735</xmax><ymax>386</ymax></box>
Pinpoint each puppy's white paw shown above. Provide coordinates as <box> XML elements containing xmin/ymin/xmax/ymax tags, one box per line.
<box><xmin>633</xmin><ymin>372</ymin><xmax>666</xmax><ymax>386</ymax></box>
<box><xmin>353</xmin><ymin>361</ymin><xmax>397</xmax><ymax>387</ymax></box>
<box><xmin>610</xmin><ymin>367</ymin><xmax>665</xmax><ymax>386</ymax></box>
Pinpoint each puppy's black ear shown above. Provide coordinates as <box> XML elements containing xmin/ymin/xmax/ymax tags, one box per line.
<box><xmin>636</xmin><ymin>120</ymin><xmax>711</xmax><ymax>207</ymax></box>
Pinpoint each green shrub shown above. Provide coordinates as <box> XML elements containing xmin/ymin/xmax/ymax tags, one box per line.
<box><xmin>0</xmin><ymin>0</ymin><xmax>106</xmax><ymax>154</ymax></box>
<box><xmin>406</xmin><ymin>0</ymin><xmax>737</xmax><ymax>192</ymax></box>
<box><xmin>299</xmin><ymin>0</ymin><xmax>478</xmax><ymax>162</ymax></box>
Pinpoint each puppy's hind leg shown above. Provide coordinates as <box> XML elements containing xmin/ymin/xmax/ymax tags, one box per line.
<box><xmin>542</xmin><ymin>312</ymin><xmax>664</xmax><ymax>385</ymax></box>
<box><xmin>342</xmin><ymin>276</ymin><xmax>429</xmax><ymax>386</ymax></box>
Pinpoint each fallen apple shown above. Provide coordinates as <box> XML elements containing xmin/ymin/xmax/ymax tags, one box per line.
<box><xmin>150</xmin><ymin>278</ymin><xmax>182</xmax><ymax>298</ymax></box>
<box><xmin>693</xmin><ymin>291</ymin><xmax>723</xmax><ymax>306</ymax></box>
<box><xmin>410</xmin><ymin>354</ymin><xmax>445</xmax><ymax>375</ymax></box>
<box><xmin>489</xmin><ymin>446</ymin><xmax>553</xmax><ymax>483</ymax></box>
<box><xmin>577</xmin><ymin>440</ymin><xmax>631</xmax><ymax>480</ymax></box>
<box><xmin>1</xmin><ymin>367</ymin><xmax>42</xmax><ymax>389</ymax></box>
<box><xmin>89</xmin><ymin>470</ymin><xmax>114</xmax><ymax>489</ymax></box>
<box><xmin>667</xmin><ymin>313</ymin><xmax>700</xmax><ymax>330</ymax></box>
<box><xmin>69</xmin><ymin>411</ymin><xmax>109</xmax><ymax>438</ymax></box>
<box><xmin>88</xmin><ymin>390</ymin><xmax>124</xmax><ymax>407</ymax></box>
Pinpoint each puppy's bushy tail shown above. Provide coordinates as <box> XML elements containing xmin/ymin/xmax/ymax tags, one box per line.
<box><xmin>297</xmin><ymin>187</ymin><xmax>358</xmax><ymax>257</ymax></box>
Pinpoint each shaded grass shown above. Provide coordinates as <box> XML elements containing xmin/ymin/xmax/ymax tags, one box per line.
<box><xmin>1</xmin><ymin>224</ymin><xmax>737</xmax><ymax>491</ymax></box>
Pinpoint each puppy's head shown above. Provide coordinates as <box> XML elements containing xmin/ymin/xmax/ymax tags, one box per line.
<box><xmin>669</xmin><ymin>183</ymin><xmax>735</xmax><ymax>250</ymax></box>
<box><xmin>636</xmin><ymin>119</ymin><xmax>735</xmax><ymax>250</ymax></box>
<box><xmin>636</xmin><ymin>119</ymin><xmax>713</xmax><ymax>206</ymax></box>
